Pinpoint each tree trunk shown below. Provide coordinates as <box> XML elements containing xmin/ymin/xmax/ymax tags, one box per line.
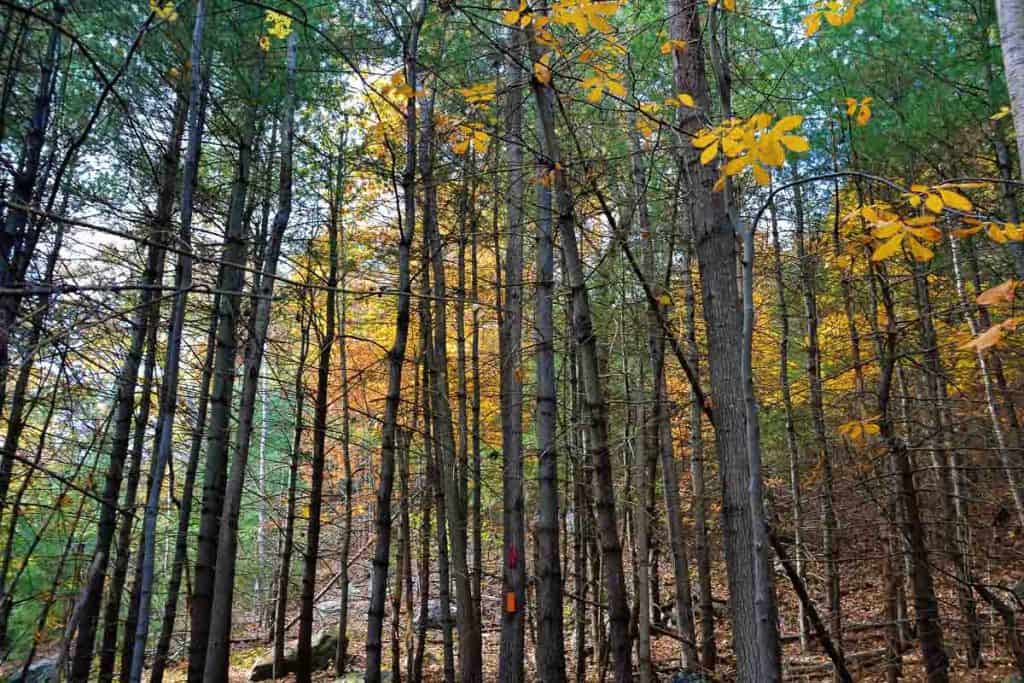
<box><xmin>97</xmin><ymin>85</ymin><xmax>186</xmax><ymax>683</ymax></box>
<box><xmin>204</xmin><ymin>34</ymin><xmax>297</xmax><ymax>681</ymax></box>
<box><xmin>0</xmin><ymin>0</ymin><xmax>65</xmax><ymax>399</ymax></box>
<box><xmin>499</xmin><ymin>28</ymin><xmax>528</xmax><ymax>683</ymax></box>
<box><xmin>150</xmin><ymin>287</ymin><xmax>219</xmax><ymax>683</ymax></box>
<box><xmin>768</xmin><ymin>198</ymin><xmax>809</xmax><ymax>652</ymax></box>
<box><xmin>534</xmin><ymin>164</ymin><xmax>567</xmax><ymax>683</ymax></box>
<box><xmin>995</xmin><ymin>0</ymin><xmax>1024</xmax><ymax>277</ymax></box>
<box><xmin>875</xmin><ymin>273</ymin><xmax>950</xmax><ymax>683</ymax></box>
<box><xmin>129</xmin><ymin>6</ymin><xmax>209</xmax><ymax>679</ymax></box>
<box><xmin>364</xmin><ymin>6</ymin><xmax>425</xmax><ymax>679</ymax></box>
<box><xmin>271</xmin><ymin>290</ymin><xmax>311</xmax><ymax>673</ymax></box>
<box><xmin>187</xmin><ymin>47</ymin><xmax>263</xmax><ymax>683</ymax></box>
<box><xmin>793</xmin><ymin>176</ymin><xmax>842</xmax><ymax>668</ymax></box>
<box><xmin>526</xmin><ymin>26</ymin><xmax>633</xmax><ymax>681</ymax></box>
<box><xmin>667</xmin><ymin>0</ymin><xmax>780</xmax><ymax>677</ymax></box>
<box><xmin>634</xmin><ymin>118</ymin><xmax>698</xmax><ymax>672</ymax></box>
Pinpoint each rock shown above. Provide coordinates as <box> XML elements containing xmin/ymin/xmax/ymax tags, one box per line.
<box><xmin>335</xmin><ymin>672</ymin><xmax>393</xmax><ymax>682</ymax></box>
<box><xmin>248</xmin><ymin>629</ymin><xmax>338</xmax><ymax>681</ymax></box>
<box><xmin>316</xmin><ymin>599</ymin><xmax>343</xmax><ymax>617</ymax></box>
<box><xmin>414</xmin><ymin>599</ymin><xmax>457</xmax><ymax>630</ymax></box>
<box><xmin>670</xmin><ymin>673</ymin><xmax>708</xmax><ymax>683</ymax></box>
<box><xmin>6</xmin><ymin>659</ymin><xmax>57</xmax><ymax>682</ymax></box>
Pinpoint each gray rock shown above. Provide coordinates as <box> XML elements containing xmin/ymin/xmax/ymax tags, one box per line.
<box><xmin>414</xmin><ymin>599</ymin><xmax>457</xmax><ymax>630</ymax></box>
<box><xmin>6</xmin><ymin>658</ymin><xmax>57</xmax><ymax>683</ymax></box>
<box><xmin>335</xmin><ymin>673</ymin><xmax>393</xmax><ymax>682</ymax></box>
<box><xmin>248</xmin><ymin>628</ymin><xmax>338</xmax><ymax>681</ymax></box>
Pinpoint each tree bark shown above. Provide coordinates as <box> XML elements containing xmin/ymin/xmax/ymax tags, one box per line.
<box><xmin>666</xmin><ymin>0</ymin><xmax>780</xmax><ymax>677</ymax></box>
<box><xmin>526</xmin><ymin>25</ymin><xmax>633</xmax><ymax>681</ymax></box>
<box><xmin>499</xmin><ymin>28</ymin><xmax>528</xmax><ymax>683</ymax></box>
<box><xmin>187</xmin><ymin>47</ymin><xmax>263</xmax><ymax>683</ymax></box>
<box><xmin>204</xmin><ymin>34</ymin><xmax>297</xmax><ymax>681</ymax></box>
<box><xmin>364</xmin><ymin>5</ymin><xmax>426</xmax><ymax>678</ymax></box>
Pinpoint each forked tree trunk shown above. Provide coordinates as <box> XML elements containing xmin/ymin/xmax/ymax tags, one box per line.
<box><xmin>204</xmin><ymin>34</ymin><xmax>298</xmax><ymax>681</ymax></box>
<box><xmin>130</xmin><ymin>5</ymin><xmax>209</xmax><ymax>680</ymax></box>
<box><xmin>188</xmin><ymin>48</ymin><xmax>264</xmax><ymax>683</ymax></box>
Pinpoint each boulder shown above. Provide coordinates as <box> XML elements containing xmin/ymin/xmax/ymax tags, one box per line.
<box><xmin>670</xmin><ymin>673</ymin><xmax>708</xmax><ymax>683</ymax></box>
<box><xmin>414</xmin><ymin>599</ymin><xmax>456</xmax><ymax>630</ymax></box>
<box><xmin>6</xmin><ymin>658</ymin><xmax>57</xmax><ymax>683</ymax></box>
<box><xmin>335</xmin><ymin>673</ymin><xmax>393</xmax><ymax>682</ymax></box>
<box><xmin>248</xmin><ymin>629</ymin><xmax>338</xmax><ymax>681</ymax></box>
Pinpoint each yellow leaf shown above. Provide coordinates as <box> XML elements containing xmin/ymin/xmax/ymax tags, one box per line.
<box><xmin>803</xmin><ymin>12</ymin><xmax>822</xmax><ymax>37</ymax></box>
<box><xmin>452</xmin><ymin>139</ymin><xmax>470</xmax><ymax>154</ymax></box>
<box><xmin>752</xmin><ymin>163</ymin><xmax>771</xmax><ymax>186</ymax></box>
<box><xmin>713</xmin><ymin>174</ymin><xmax>727</xmax><ymax>192</ymax></box>
<box><xmin>872</xmin><ymin>222</ymin><xmax>902</xmax><ymax>239</ymax></box>
<box><xmin>534</xmin><ymin>53</ymin><xmax>552</xmax><ymax>85</ymax></box>
<box><xmin>775</xmin><ymin>115</ymin><xmax>803</xmax><ymax>132</ymax></box>
<box><xmin>781</xmin><ymin>134</ymin><xmax>809</xmax><ymax>152</ymax></box>
<box><xmin>938</xmin><ymin>189</ymin><xmax>972</xmax><ymax>212</ymax></box>
<box><xmin>605</xmin><ymin>79</ymin><xmax>627</xmax><ymax>98</ymax></box>
<box><xmin>924</xmin><ymin>193</ymin><xmax>944</xmax><ymax>214</ymax></box>
<box><xmin>908</xmin><ymin>226</ymin><xmax>942</xmax><ymax>242</ymax></box>
<box><xmin>845</xmin><ymin>97</ymin><xmax>857</xmax><ymax>116</ymax></box>
<box><xmin>989</xmin><ymin>224</ymin><xmax>1009</xmax><ymax>243</ymax></box>
<box><xmin>977</xmin><ymin>279</ymin><xmax>1019</xmax><ymax>306</ymax></box>
<box><xmin>692</xmin><ymin>131</ymin><xmax>717</xmax><ymax>148</ymax></box>
<box><xmin>905</xmin><ymin>235</ymin><xmax>934</xmax><ymax>262</ymax></box>
<box><xmin>658</xmin><ymin>293</ymin><xmax>672</xmax><ymax>306</ymax></box>
<box><xmin>724</xmin><ymin>157</ymin><xmax>749</xmax><ymax>176</ymax></box>
<box><xmin>991</xmin><ymin>105</ymin><xmax>1012</xmax><ymax>121</ymax></box>
<box><xmin>953</xmin><ymin>224</ymin><xmax>983</xmax><ymax>238</ymax></box>
<box><xmin>660</xmin><ymin>39</ymin><xmax>687</xmax><ymax>54</ymax></box>
<box><xmin>872</xmin><ymin>233</ymin><xmax>903</xmax><ymax>261</ymax></box>
<box><xmin>700</xmin><ymin>140</ymin><xmax>719</xmax><ymax>165</ymax></box>
<box><xmin>856</xmin><ymin>102</ymin><xmax>871</xmax><ymax>125</ymax></box>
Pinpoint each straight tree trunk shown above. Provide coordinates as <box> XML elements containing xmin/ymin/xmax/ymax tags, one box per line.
<box><xmin>419</xmin><ymin>55</ymin><xmax>483</xmax><ymax>683</ymax></box>
<box><xmin>499</xmin><ymin>28</ymin><xmax>528</xmax><ymax>683</ymax></box>
<box><xmin>633</xmin><ymin>407</ymin><xmax>653</xmax><ymax>683</ymax></box>
<box><xmin>97</xmin><ymin>86</ymin><xmax>186</xmax><ymax>683</ymax></box>
<box><xmin>0</xmin><ymin>0</ymin><xmax>65</xmax><ymax>398</ymax></box>
<box><xmin>364</xmin><ymin>7</ymin><xmax>425</xmax><ymax>679</ymax></box>
<box><xmin>271</xmin><ymin>290</ymin><xmax>311</xmax><ymax>673</ymax></box>
<box><xmin>295</xmin><ymin>114</ymin><xmax>340</xmax><ymax>683</ymax></box>
<box><xmin>667</xmin><ymin>0</ymin><xmax>781</xmax><ymax>676</ymax></box>
<box><xmin>526</xmin><ymin>24</ymin><xmax>633</xmax><ymax>682</ymax></box>
<box><xmin>768</xmin><ymin>199</ymin><xmax>809</xmax><ymax>652</ymax></box>
<box><xmin>792</xmin><ymin>177</ymin><xmax>842</xmax><ymax>665</ymax></box>
<box><xmin>534</xmin><ymin>166</ymin><xmax>567</xmax><ymax>683</ymax></box>
<box><xmin>995</xmin><ymin>0</ymin><xmax>1024</xmax><ymax>277</ymax></box>
<box><xmin>875</xmin><ymin>272</ymin><xmax>950</xmax><ymax>683</ymax></box>
<box><xmin>336</xmin><ymin>136</ymin><xmax>355</xmax><ymax>676</ymax></box>
<box><xmin>633</xmin><ymin>119</ymin><xmax>698</xmax><ymax>671</ymax></box>
<box><xmin>679</xmin><ymin>203</ymin><xmax>716</xmax><ymax>672</ymax></box>
<box><xmin>150</xmin><ymin>287</ymin><xmax>219</xmax><ymax>683</ymax></box>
